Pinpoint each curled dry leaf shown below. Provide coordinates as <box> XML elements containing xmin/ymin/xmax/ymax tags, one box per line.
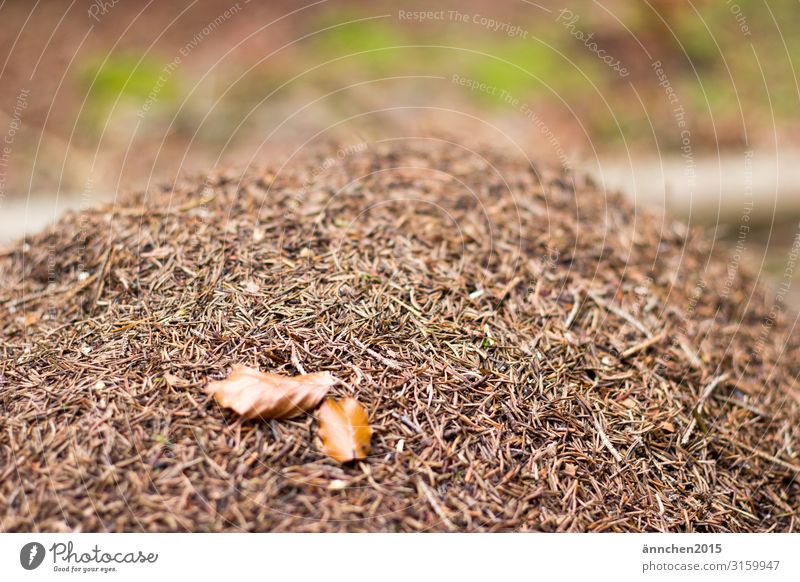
<box><xmin>318</xmin><ymin>397</ymin><xmax>372</xmax><ymax>463</ymax></box>
<box><xmin>205</xmin><ymin>365</ymin><xmax>335</xmax><ymax>420</ymax></box>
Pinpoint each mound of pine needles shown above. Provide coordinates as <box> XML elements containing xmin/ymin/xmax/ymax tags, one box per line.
<box><xmin>1</xmin><ymin>142</ymin><xmax>798</xmax><ymax>532</ymax></box>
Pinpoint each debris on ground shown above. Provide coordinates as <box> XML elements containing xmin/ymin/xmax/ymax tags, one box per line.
<box><xmin>1</xmin><ymin>142</ymin><xmax>798</xmax><ymax>532</ymax></box>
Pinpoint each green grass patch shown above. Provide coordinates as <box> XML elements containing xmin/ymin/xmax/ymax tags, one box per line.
<box><xmin>77</xmin><ymin>54</ymin><xmax>181</xmax><ymax>131</ymax></box>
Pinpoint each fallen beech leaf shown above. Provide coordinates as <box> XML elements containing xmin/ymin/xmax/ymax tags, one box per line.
<box><xmin>318</xmin><ymin>398</ymin><xmax>372</xmax><ymax>463</ymax></box>
<box><xmin>206</xmin><ymin>365</ymin><xmax>335</xmax><ymax>419</ymax></box>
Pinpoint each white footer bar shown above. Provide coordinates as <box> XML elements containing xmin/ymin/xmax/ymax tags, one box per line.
<box><xmin>1</xmin><ymin>533</ymin><xmax>797</xmax><ymax>581</ymax></box>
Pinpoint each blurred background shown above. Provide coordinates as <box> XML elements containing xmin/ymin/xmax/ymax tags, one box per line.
<box><xmin>1</xmin><ymin>0</ymin><xmax>799</xmax><ymax>302</ymax></box>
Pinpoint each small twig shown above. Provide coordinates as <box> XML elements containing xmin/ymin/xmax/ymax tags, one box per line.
<box><xmin>588</xmin><ymin>291</ymin><xmax>652</xmax><ymax>337</ymax></box>
<box><xmin>714</xmin><ymin>394</ymin><xmax>769</xmax><ymax>418</ymax></box>
<box><xmin>621</xmin><ymin>330</ymin><xmax>667</xmax><ymax>359</ymax></box>
<box><xmin>391</xmin><ymin>412</ymin><xmax>422</xmax><ymax>434</ymax></box>
<box><xmin>5</xmin><ymin>273</ymin><xmax>99</xmax><ymax>308</ymax></box>
<box><xmin>471</xmin><ymin>374</ymin><xmax>492</xmax><ymax>390</ymax></box>
<box><xmin>721</xmin><ymin>436</ymin><xmax>800</xmax><ymax>474</ymax></box>
<box><xmin>577</xmin><ymin>396</ymin><xmax>623</xmax><ymax>463</ymax></box>
<box><xmin>385</xmin><ymin>294</ymin><xmax>423</xmax><ymax>318</ymax></box>
<box><xmin>364</xmin><ymin>347</ymin><xmax>403</xmax><ymax>371</ymax></box>
<box><xmin>678</xmin><ymin>335</ymin><xmax>704</xmax><ymax>369</ymax></box>
<box><xmin>564</xmin><ymin>291</ymin><xmax>582</xmax><ymax>328</ymax></box>
<box><xmin>681</xmin><ymin>373</ymin><xmax>729</xmax><ymax>445</ymax></box>
<box><xmin>352</xmin><ymin>337</ymin><xmax>404</xmax><ymax>370</ymax></box>
<box><xmin>416</xmin><ymin>478</ymin><xmax>456</xmax><ymax>531</ymax></box>
<box><xmin>498</xmin><ymin>276</ymin><xmax>523</xmax><ymax>301</ymax></box>
<box><xmin>92</xmin><ymin>244</ymin><xmax>115</xmax><ymax>307</ymax></box>
<box><xmin>3</xmin><ymin>286</ymin><xmax>57</xmax><ymax>308</ymax></box>
<box><xmin>291</xmin><ymin>344</ymin><xmax>307</xmax><ymax>375</ymax></box>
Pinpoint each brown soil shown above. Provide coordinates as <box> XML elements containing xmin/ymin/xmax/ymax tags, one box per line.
<box><xmin>1</xmin><ymin>141</ymin><xmax>798</xmax><ymax>532</ymax></box>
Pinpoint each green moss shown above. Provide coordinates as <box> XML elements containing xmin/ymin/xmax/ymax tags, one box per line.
<box><xmin>311</xmin><ymin>17</ymin><xmax>410</xmax><ymax>69</ymax></box>
<box><xmin>463</xmin><ymin>38</ymin><xmax>600</xmax><ymax>106</ymax></box>
<box><xmin>77</xmin><ymin>54</ymin><xmax>180</xmax><ymax>131</ymax></box>
<box><xmin>81</xmin><ymin>55</ymin><xmax>175</xmax><ymax>100</ymax></box>
<box><xmin>683</xmin><ymin>76</ymin><xmax>737</xmax><ymax>115</ymax></box>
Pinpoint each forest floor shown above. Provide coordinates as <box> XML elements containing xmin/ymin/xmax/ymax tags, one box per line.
<box><xmin>1</xmin><ymin>142</ymin><xmax>798</xmax><ymax>532</ymax></box>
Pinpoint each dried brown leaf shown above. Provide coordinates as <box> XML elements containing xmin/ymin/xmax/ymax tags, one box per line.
<box><xmin>318</xmin><ymin>397</ymin><xmax>372</xmax><ymax>463</ymax></box>
<box><xmin>206</xmin><ymin>365</ymin><xmax>335</xmax><ymax>419</ymax></box>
